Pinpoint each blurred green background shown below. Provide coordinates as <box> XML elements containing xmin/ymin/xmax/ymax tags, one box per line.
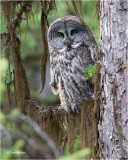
<box><xmin>1</xmin><ymin>1</ymin><xmax>99</xmax><ymax>108</ymax></box>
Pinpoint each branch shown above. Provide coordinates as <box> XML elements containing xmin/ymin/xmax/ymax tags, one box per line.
<box><xmin>12</xmin><ymin>2</ymin><xmax>32</xmax><ymax>29</ymax></box>
<box><xmin>1</xmin><ymin>114</ymin><xmax>59</xmax><ymax>159</ymax></box>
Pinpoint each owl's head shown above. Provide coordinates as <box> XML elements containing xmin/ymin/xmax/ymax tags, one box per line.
<box><xmin>48</xmin><ymin>16</ymin><xmax>90</xmax><ymax>52</ymax></box>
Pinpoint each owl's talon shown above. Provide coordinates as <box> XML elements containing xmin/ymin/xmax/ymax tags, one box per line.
<box><xmin>58</xmin><ymin>104</ymin><xmax>62</xmax><ymax>110</ymax></box>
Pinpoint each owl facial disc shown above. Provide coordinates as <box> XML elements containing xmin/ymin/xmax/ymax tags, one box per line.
<box><xmin>48</xmin><ymin>16</ymin><xmax>89</xmax><ymax>52</ymax></box>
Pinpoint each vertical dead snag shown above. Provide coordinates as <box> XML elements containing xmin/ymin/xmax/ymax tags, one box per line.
<box><xmin>25</xmin><ymin>98</ymin><xmax>98</xmax><ymax>158</ymax></box>
<box><xmin>65</xmin><ymin>112</ymin><xmax>77</xmax><ymax>153</ymax></box>
<box><xmin>79</xmin><ymin>97</ymin><xmax>99</xmax><ymax>159</ymax></box>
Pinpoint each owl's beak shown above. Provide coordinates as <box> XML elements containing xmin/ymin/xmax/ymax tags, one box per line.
<box><xmin>67</xmin><ymin>39</ymin><xmax>71</xmax><ymax>45</ymax></box>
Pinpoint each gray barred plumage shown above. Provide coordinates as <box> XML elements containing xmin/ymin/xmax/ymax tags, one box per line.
<box><xmin>47</xmin><ymin>16</ymin><xmax>97</xmax><ymax>112</ymax></box>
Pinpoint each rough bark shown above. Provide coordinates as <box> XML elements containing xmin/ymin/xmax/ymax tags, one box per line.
<box><xmin>99</xmin><ymin>0</ymin><xmax>128</xmax><ymax>159</ymax></box>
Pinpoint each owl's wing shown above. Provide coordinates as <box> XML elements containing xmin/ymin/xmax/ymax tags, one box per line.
<box><xmin>83</xmin><ymin>39</ymin><xmax>97</xmax><ymax>62</ymax></box>
<box><xmin>88</xmin><ymin>42</ymin><xmax>97</xmax><ymax>61</ymax></box>
<box><xmin>49</xmin><ymin>56</ymin><xmax>59</xmax><ymax>95</ymax></box>
<box><xmin>78</xmin><ymin>44</ymin><xmax>95</xmax><ymax>68</ymax></box>
<box><xmin>84</xmin><ymin>23</ymin><xmax>98</xmax><ymax>61</ymax></box>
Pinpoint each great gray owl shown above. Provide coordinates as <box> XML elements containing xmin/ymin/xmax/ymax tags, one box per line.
<box><xmin>47</xmin><ymin>16</ymin><xmax>97</xmax><ymax>112</ymax></box>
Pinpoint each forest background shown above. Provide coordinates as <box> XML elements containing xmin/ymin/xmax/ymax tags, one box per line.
<box><xmin>1</xmin><ymin>1</ymin><xmax>99</xmax><ymax>108</ymax></box>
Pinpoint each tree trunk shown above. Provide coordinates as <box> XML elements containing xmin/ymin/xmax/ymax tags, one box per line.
<box><xmin>99</xmin><ymin>0</ymin><xmax>128</xmax><ymax>159</ymax></box>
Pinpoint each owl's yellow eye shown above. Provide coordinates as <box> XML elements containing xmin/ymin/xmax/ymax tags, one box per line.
<box><xmin>58</xmin><ymin>32</ymin><xmax>64</xmax><ymax>38</ymax></box>
<box><xmin>71</xmin><ymin>30</ymin><xmax>77</xmax><ymax>36</ymax></box>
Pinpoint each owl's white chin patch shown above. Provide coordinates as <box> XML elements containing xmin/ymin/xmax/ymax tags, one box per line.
<box><xmin>59</xmin><ymin>47</ymin><xmax>67</xmax><ymax>53</ymax></box>
<box><xmin>71</xmin><ymin>42</ymin><xmax>81</xmax><ymax>48</ymax></box>
<box><xmin>58</xmin><ymin>43</ymin><xmax>81</xmax><ymax>53</ymax></box>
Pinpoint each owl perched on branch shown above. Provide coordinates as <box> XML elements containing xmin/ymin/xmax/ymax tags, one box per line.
<box><xmin>47</xmin><ymin>16</ymin><xmax>97</xmax><ymax>112</ymax></box>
